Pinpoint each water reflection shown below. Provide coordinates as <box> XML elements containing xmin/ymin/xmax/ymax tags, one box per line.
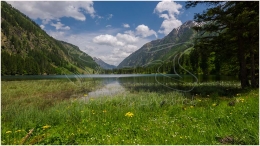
<box><xmin>81</xmin><ymin>80</ymin><xmax>125</xmax><ymax>101</ymax></box>
<box><xmin>2</xmin><ymin>74</ymin><xmax>239</xmax><ymax>98</ymax></box>
<box><xmin>80</xmin><ymin>74</ymin><xmax>239</xmax><ymax>100</ymax></box>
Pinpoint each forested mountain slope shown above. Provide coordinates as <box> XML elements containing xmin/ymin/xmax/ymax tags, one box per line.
<box><xmin>117</xmin><ymin>20</ymin><xmax>198</xmax><ymax>68</ymax></box>
<box><xmin>1</xmin><ymin>1</ymin><xmax>98</xmax><ymax>75</ymax></box>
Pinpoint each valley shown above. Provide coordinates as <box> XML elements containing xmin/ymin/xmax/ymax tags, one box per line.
<box><xmin>1</xmin><ymin>1</ymin><xmax>259</xmax><ymax>145</ymax></box>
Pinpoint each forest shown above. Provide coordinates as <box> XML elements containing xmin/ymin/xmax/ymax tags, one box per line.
<box><xmin>105</xmin><ymin>1</ymin><xmax>259</xmax><ymax>89</ymax></box>
<box><xmin>1</xmin><ymin>1</ymin><xmax>259</xmax><ymax>145</ymax></box>
<box><xmin>1</xmin><ymin>1</ymin><xmax>258</xmax><ymax>88</ymax></box>
<box><xmin>1</xmin><ymin>1</ymin><xmax>98</xmax><ymax>75</ymax></box>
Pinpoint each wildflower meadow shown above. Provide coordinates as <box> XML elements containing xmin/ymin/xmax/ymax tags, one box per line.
<box><xmin>1</xmin><ymin>80</ymin><xmax>259</xmax><ymax>144</ymax></box>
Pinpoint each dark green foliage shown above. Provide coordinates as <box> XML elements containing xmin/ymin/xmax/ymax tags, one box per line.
<box><xmin>1</xmin><ymin>1</ymin><xmax>99</xmax><ymax>75</ymax></box>
<box><xmin>115</xmin><ymin>20</ymin><xmax>226</xmax><ymax>76</ymax></box>
<box><xmin>186</xmin><ymin>1</ymin><xmax>259</xmax><ymax>88</ymax></box>
<box><xmin>116</xmin><ymin>2</ymin><xmax>258</xmax><ymax>89</ymax></box>
<box><xmin>189</xmin><ymin>49</ymin><xmax>199</xmax><ymax>74</ymax></box>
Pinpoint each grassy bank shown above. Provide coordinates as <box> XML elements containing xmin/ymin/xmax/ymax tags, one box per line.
<box><xmin>1</xmin><ymin>80</ymin><xmax>259</xmax><ymax>144</ymax></box>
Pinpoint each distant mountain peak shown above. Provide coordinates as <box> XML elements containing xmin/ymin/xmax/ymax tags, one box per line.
<box><xmin>93</xmin><ymin>57</ymin><xmax>116</xmax><ymax>70</ymax></box>
<box><xmin>117</xmin><ymin>20</ymin><xmax>197</xmax><ymax>68</ymax></box>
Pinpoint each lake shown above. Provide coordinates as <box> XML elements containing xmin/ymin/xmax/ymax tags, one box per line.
<box><xmin>1</xmin><ymin>74</ymin><xmax>238</xmax><ymax>82</ymax></box>
<box><xmin>1</xmin><ymin>74</ymin><xmax>239</xmax><ymax>99</ymax></box>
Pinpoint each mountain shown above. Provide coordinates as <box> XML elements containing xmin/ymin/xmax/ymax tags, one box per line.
<box><xmin>117</xmin><ymin>20</ymin><xmax>200</xmax><ymax>68</ymax></box>
<box><xmin>1</xmin><ymin>1</ymin><xmax>98</xmax><ymax>75</ymax></box>
<box><xmin>93</xmin><ymin>57</ymin><xmax>116</xmax><ymax>70</ymax></box>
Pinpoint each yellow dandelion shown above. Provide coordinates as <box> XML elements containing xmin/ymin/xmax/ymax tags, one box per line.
<box><xmin>190</xmin><ymin>106</ymin><xmax>194</xmax><ymax>108</ymax></box>
<box><xmin>125</xmin><ymin>112</ymin><xmax>134</xmax><ymax>117</ymax></box>
<box><xmin>42</xmin><ymin>125</ymin><xmax>51</xmax><ymax>129</ymax></box>
<box><xmin>103</xmin><ymin>110</ymin><xmax>107</xmax><ymax>113</ymax></box>
<box><xmin>15</xmin><ymin>130</ymin><xmax>21</xmax><ymax>133</ymax></box>
<box><xmin>212</xmin><ymin>103</ymin><xmax>217</xmax><ymax>106</ymax></box>
<box><xmin>198</xmin><ymin>99</ymin><xmax>201</xmax><ymax>102</ymax></box>
<box><xmin>237</xmin><ymin>98</ymin><xmax>245</xmax><ymax>103</ymax></box>
<box><xmin>84</xmin><ymin>94</ymin><xmax>88</xmax><ymax>97</ymax></box>
<box><xmin>6</xmin><ymin>131</ymin><xmax>12</xmax><ymax>134</ymax></box>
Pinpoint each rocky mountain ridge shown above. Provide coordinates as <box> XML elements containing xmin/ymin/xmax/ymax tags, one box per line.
<box><xmin>117</xmin><ymin>20</ymin><xmax>200</xmax><ymax>68</ymax></box>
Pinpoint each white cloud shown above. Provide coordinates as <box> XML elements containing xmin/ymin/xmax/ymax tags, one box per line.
<box><xmin>159</xmin><ymin>14</ymin><xmax>169</xmax><ymax>19</ymax></box>
<box><xmin>116</xmin><ymin>33</ymin><xmax>138</xmax><ymax>44</ymax></box>
<box><xmin>48</xmin><ymin>31</ymin><xmax>66</xmax><ymax>39</ymax></box>
<box><xmin>135</xmin><ymin>24</ymin><xmax>158</xmax><ymax>38</ymax></box>
<box><xmin>46</xmin><ymin>27</ymin><xmax>152</xmax><ymax>66</ymax></box>
<box><xmin>154</xmin><ymin>0</ymin><xmax>182</xmax><ymax>17</ymax></box>
<box><xmin>7</xmin><ymin>1</ymin><xmax>96</xmax><ymax>23</ymax></box>
<box><xmin>112</xmin><ymin>48</ymin><xmax>131</xmax><ymax>58</ymax></box>
<box><xmin>107</xmin><ymin>14</ymin><xmax>113</xmax><ymax>20</ymax></box>
<box><xmin>89</xmin><ymin>30</ymin><xmax>151</xmax><ymax>65</ymax></box>
<box><xmin>110</xmin><ymin>45</ymin><xmax>139</xmax><ymax>62</ymax></box>
<box><xmin>154</xmin><ymin>0</ymin><xmax>182</xmax><ymax>35</ymax></box>
<box><xmin>124</xmin><ymin>45</ymin><xmax>138</xmax><ymax>53</ymax></box>
<box><xmin>158</xmin><ymin>19</ymin><xmax>182</xmax><ymax>35</ymax></box>
<box><xmin>97</xmin><ymin>16</ymin><xmax>103</xmax><ymax>19</ymax></box>
<box><xmin>123</xmin><ymin>23</ymin><xmax>130</xmax><ymax>28</ymax></box>
<box><xmin>93</xmin><ymin>34</ymin><xmax>125</xmax><ymax>47</ymax></box>
<box><xmin>106</xmin><ymin>25</ymin><xmax>112</xmax><ymax>28</ymax></box>
<box><xmin>99</xmin><ymin>54</ymin><xmax>126</xmax><ymax>65</ymax></box>
<box><xmin>84</xmin><ymin>46</ymin><xmax>96</xmax><ymax>52</ymax></box>
<box><xmin>124</xmin><ymin>30</ymin><xmax>135</xmax><ymax>36</ymax></box>
<box><xmin>40</xmin><ymin>25</ymin><xmax>45</xmax><ymax>29</ymax></box>
<box><xmin>51</xmin><ymin>22</ymin><xmax>70</xmax><ymax>30</ymax></box>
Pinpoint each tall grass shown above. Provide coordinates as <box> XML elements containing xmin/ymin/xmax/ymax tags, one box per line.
<box><xmin>1</xmin><ymin>80</ymin><xmax>259</xmax><ymax>144</ymax></box>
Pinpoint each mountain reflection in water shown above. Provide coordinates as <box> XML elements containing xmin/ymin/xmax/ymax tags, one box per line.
<box><xmin>81</xmin><ymin>80</ymin><xmax>125</xmax><ymax>101</ymax></box>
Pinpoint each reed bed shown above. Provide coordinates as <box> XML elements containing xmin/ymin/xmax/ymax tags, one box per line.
<box><xmin>1</xmin><ymin>80</ymin><xmax>258</xmax><ymax>144</ymax></box>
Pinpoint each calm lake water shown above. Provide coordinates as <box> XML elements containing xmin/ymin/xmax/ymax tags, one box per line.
<box><xmin>1</xmin><ymin>74</ymin><xmax>238</xmax><ymax>82</ymax></box>
<box><xmin>2</xmin><ymin>74</ymin><xmax>239</xmax><ymax>98</ymax></box>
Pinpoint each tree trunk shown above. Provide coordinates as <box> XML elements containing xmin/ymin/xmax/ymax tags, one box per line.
<box><xmin>250</xmin><ymin>50</ymin><xmax>257</xmax><ymax>88</ymax></box>
<box><xmin>238</xmin><ymin>39</ymin><xmax>248</xmax><ymax>89</ymax></box>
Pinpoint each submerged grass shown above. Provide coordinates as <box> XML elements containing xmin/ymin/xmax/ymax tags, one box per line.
<box><xmin>1</xmin><ymin>80</ymin><xmax>259</xmax><ymax>145</ymax></box>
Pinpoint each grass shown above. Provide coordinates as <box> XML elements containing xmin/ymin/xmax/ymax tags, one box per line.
<box><xmin>1</xmin><ymin>79</ymin><xmax>259</xmax><ymax>145</ymax></box>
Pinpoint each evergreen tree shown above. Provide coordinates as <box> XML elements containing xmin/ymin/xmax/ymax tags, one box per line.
<box><xmin>186</xmin><ymin>1</ymin><xmax>259</xmax><ymax>88</ymax></box>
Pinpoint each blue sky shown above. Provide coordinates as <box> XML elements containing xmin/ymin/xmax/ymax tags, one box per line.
<box><xmin>8</xmin><ymin>1</ymin><xmax>207</xmax><ymax>66</ymax></box>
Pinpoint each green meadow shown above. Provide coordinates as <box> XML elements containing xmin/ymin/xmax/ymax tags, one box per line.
<box><xmin>1</xmin><ymin>80</ymin><xmax>259</xmax><ymax>145</ymax></box>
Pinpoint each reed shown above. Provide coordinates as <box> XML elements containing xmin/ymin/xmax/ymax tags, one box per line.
<box><xmin>1</xmin><ymin>80</ymin><xmax>258</xmax><ymax>144</ymax></box>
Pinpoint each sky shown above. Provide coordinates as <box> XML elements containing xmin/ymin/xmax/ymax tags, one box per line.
<box><xmin>7</xmin><ymin>1</ymin><xmax>208</xmax><ymax>66</ymax></box>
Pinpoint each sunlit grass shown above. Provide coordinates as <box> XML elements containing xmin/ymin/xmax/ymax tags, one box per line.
<box><xmin>1</xmin><ymin>80</ymin><xmax>259</xmax><ymax>144</ymax></box>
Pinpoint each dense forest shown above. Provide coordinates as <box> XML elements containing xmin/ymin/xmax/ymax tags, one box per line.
<box><xmin>1</xmin><ymin>1</ymin><xmax>258</xmax><ymax>88</ymax></box>
<box><xmin>186</xmin><ymin>1</ymin><xmax>259</xmax><ymax>88</ymax></box>
<box><xmin>106</xmin><ymin>1</ymin><xmax>259</xmax><ymax>89</ymax></box>
<box><xmin>1</xmin><ymin>1</ymin><xmax>98</xmax><ymax>75</ymax></box>
<box><xmin>104</xmin><ymin>49</ymin><xmax>230</xmax><ymax>75</ymax></box>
